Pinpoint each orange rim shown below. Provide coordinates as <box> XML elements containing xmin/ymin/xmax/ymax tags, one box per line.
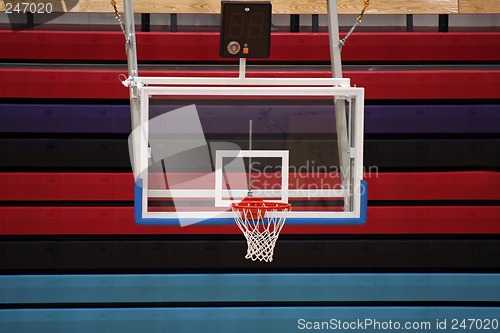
<box><xmin>231</xmin><ymin>198</ymin><xmax>291</xmax><ymax>212</ymax></box>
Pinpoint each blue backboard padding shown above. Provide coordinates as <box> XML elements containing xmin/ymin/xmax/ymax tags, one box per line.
<box><xmin>1</xmin><ymin>104</ymin><xmax>499</xmax><ymax>133</ymax></box>
<box><xmin>2</xmin><ymin>273</ymin><xmax>499</xmax><ymax>304</ymax></box>
<box><xmin>1</xmin><ymin>307</ymin><xmax>499</xmax><ymax>333</ymax></box>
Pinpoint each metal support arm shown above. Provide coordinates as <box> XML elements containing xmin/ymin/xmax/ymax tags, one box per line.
<box><xmin>327</xmin><ymin>0</ymin><xmax>352</xmax><ymax>211</ymax></box>
<box><xmin>123</xmin><ymin>0</ymin><xmax>141</xmax><ymax>174</ymax></box>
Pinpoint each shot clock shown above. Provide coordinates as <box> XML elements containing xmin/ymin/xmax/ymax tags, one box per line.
<box><xmin>219</xmin><ymin>1</ymin><xmax>272</xmax><ymax>58</ymax></box>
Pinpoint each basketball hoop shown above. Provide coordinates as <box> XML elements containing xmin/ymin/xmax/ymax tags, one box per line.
<box><xmin>232</xmin><ymin>198</ymin><xmax>291</xmax><ymax>262</ymax></box>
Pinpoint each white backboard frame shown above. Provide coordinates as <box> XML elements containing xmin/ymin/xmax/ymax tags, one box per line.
<box><xmin>132</xmin><ymin>80</ymin><xmax>366</xmax><ymax>225</ymax></box>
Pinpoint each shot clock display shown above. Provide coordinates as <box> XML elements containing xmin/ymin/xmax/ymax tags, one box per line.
<box><xmin>219</xmin><ymin>1</ymin><xmax>272</xmax><ymax>58</ymax></box>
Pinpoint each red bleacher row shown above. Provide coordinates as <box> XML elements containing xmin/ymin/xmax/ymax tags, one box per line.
<box><xmin>1</xmin><ymin>31</ymin><xmax>499</xmax><ymax>62</ymax></box>
<box><xmin>1</xmin><ymin>206</ymin><xmax>498</xmax><ymax>235</ymax></box>
<box><xmin>1</xmin><ymin>68</ymin><xmax>499</xmax><ymax>100</ymax></box>
<box><xmin>1</xmin><ymin>172</ymin><xmax>498</xmax><ymax>201</ymax></box>
<box><xmin>0</xmin><ymin>172</ymin><xmax>498</xmax><ymax>235</ymax></box>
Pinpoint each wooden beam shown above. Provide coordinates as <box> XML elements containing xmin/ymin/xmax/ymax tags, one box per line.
<box><xmin>459</xmin><ymin>0</ymin><xmax>500</xmax><ymax>14</ymax></box>
<box><xmin>342</xmin><ymin>0</ymin><xmax>458</xmax><ymax>15</ymax></box>
<box><xmin>0</xmin><ymin>0</ymin><xmax>459</xmax><ymax>15</ymax></box>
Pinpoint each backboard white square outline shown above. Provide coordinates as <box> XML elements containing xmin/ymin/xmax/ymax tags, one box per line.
<box><xmin>215</xmin><ymin>150</ymin><xmax>289</xmax><ymax>207</ymax></box>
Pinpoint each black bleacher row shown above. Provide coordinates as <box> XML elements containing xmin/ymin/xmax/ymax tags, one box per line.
<box><xmin>0</xmin><ymin>137</ymin><xmax>498</xmax><ymax>171</ymax></box>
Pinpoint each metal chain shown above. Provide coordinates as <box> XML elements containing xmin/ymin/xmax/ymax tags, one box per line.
<box><xmin>110</xmin><ymin>0</ymin><xmax>127</xmax><ymax>38</ymax></box>
<box><xmin>339</xmin><ymin>0</ymin><xmax>370</xmax><ymax>49</ymax></box>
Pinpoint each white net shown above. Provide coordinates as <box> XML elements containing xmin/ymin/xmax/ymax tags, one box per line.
<box><xmin>232</xmin><ymin>200</ymin><xmax>291</xmax><ymax>262</ymax></box>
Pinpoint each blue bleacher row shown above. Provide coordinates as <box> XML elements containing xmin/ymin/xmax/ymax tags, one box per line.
<box><xmin>2</xmin><ymin>274</ymin><xmax>499</xmax><ymax>303</ymax></box>
<box><xmin>1</xmin><ymin>274</ymin><xmax>499</xmax><ymax>333</ymax></box>
<box><xmin>0</xmin><ymin>273</ymin><xmax>500</xmax><ymax>333</ymax></box>
<box><xmin>1</xmin><ymin>103</ymin><xmax>499</xmax><ymax>134</ymax></box>
<box><xmin>2</xmin><ymin>307</ymin><xmax>499</xmax><ymax>333</ymax></box>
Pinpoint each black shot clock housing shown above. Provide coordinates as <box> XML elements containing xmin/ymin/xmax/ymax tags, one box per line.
<box><xmin>219</xmin><ymin>1</ymin><xmax>272</xmax><ymax>58</ymax></box>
